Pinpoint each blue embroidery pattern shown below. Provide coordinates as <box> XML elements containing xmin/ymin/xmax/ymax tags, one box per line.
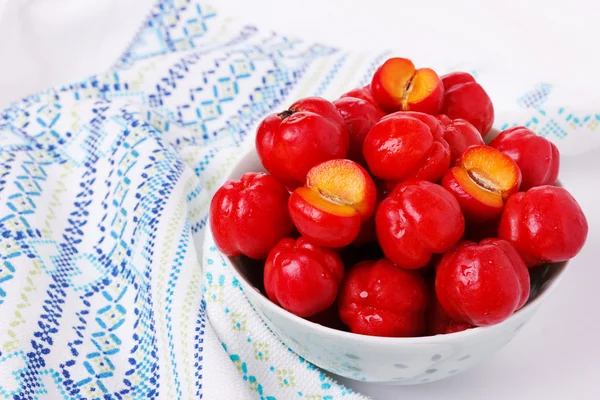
<box><xmin>0</xmin><ymin>0</ymin><xmax>598</xmax><ymax>399</ymax></box>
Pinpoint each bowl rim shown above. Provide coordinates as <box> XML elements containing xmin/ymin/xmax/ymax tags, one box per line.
<box><xmin>215</xmin><ymin>146</ymin><xmax>571</xmax><ymax>344</ymax></box>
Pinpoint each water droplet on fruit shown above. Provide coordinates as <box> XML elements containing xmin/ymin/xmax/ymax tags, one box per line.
<box><xmin>365</xmin><ymin>314</ymin><xmax>382</xmax><ymax>323</ymax></box>
<box><xmin>359</xmin><ymin>291</ymin><xmax>368</xmax><ymax>299</ymax></box>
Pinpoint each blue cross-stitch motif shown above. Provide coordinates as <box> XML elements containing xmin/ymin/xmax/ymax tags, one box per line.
<box><xmin>0</xmin><ymin>0</ymin><xmax>345</xmax><ymax>396</ymax></box>
<box><xmin>1</xmin><ymin>0</ymin><xmax>596</xmax><ymax>399</ymax></box>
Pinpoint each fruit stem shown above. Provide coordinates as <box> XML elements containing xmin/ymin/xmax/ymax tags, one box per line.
<box><xmin>277</xmin><ymin>108</ymin><xmax>296</xmax><ymax>120</ymax></box>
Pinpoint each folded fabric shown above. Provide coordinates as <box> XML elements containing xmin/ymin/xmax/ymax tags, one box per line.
<box><xmin>0</xmin><ymin>0</ymin><xmax>598</xmax><ymax>399</ymax></box>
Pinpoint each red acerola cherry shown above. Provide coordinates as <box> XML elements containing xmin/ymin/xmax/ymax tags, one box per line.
<box><xmin>264</xmin><ymin>237</ymin><xmax>344</xmax><ymax>317</ymax></box>
<box><xmin>436</xmin><ymin>114</ymin><xmax>484</xmax><ymax>164</ymax></box>
<box><xmin>441</xmin><ymin>72</ymin><xmax>494</xmax><ymax>137</ymax></box>
<box><xmin>363</xmin><ymin>111</ymin><xmax>450</xmax><ymax>183</ymax></box>
<box><xmin>333</xmin><ymin>93</ymin><xmax>385</xmax><ymax>165</ymax></box>
<box><xmin>210</xmin><ymin>172</ymin><xmax>293</xmax><ymax>259</ymax></box>
<box><xmin>338</xmin><ymin>259</ymin><xmax>429</xmax><ymax>337</ymax></box>
<box><xmin>499</xmin><ymin>185</ymin><xmax>588</xmax><ymax>266</ymax></box>
<box><xmin>376</xmin><ymin>180</ymin><xmax>465</xmax><ymax>269</ymax></box>
<box><xmin>435</xmin><ymin>239</ymin><xmax>530</xmax><ymax>326</ymax></box>
<box><xmin>256</xmin><ymin>96</ymin><xmax>349</xmax><ymax>189</ymax></box>
<box><xmin>489</xmin><ymin>126</ymin><xmax>560</xmax><ymax>190</ymax></box>
<box><xmin>340</xmin><ymin>85</ymin><xmax>379</xmax><ymax>106</ymax></box>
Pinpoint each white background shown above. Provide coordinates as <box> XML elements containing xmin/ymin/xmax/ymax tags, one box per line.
<box><xmin>1</xmin><ymin>0</ymin><xmax>599</xmax><ymax>399</ymax></box>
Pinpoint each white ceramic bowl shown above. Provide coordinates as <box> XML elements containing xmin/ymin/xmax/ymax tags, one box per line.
<box><xmin>221</xmin><ymin>148</ymin><xmax>568</xmax><ymax>385</ymax></box>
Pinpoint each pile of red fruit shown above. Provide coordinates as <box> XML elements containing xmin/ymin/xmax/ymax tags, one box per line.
<box><xmin>210</xmin><ymin>57</ymin><xmax>588</xmax><ymax>337</ymax></box>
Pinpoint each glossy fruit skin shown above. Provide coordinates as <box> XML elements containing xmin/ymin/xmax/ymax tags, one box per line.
<box><xmin>499</xmin><ymin>186</ymin><xmax>588</xmax><ymax>266</ymax></box>
<box><xmin>333</xmin><ymin>95</ymin><xmax>385</xmax><ymax>165</ymax></box>
<box><xmin>435</xmin><ymin>239</ymin><xmax>530</xmax><ymax>326</ymax></box>
<box><xmin>338</xmin><ymin>259</ymin><xmax>429</xmax><ymax>337</ymax></box>
<box><xmin>351</xmin><ymin>181</ymin><xmax>389</xmax><ymax>246</ymax></box>
<box><xmin>371</xmin><ymin>58</ymin><xmax>444</xmax><ymax>115</ymax></box>
<box><xmin>363</xmin><ymin>112</ymin><xmax>451</xmax><ymax>182</ymax></box>
<box><xmin>441</xmin><ymin>72</ymin><xmax>494</xmax><ymax>137</ymax></box>
<box><xmin>210</xmin><ymin>172</ymin><xmax>293</xmax><ymax>259</ymax></box>
<box><xmin>340</xmin><ymin>85</ymin><xmax>379</xmax><ymax>106</ymax></box>
<box><xmin>376</xmin><ymin>180</ymin><xmax>465</xmax><ymax>269</ymax></box>
<box><xmin>256</xmin><ymin>96</ymin><xmax>349</xmax><ymax>188</ymax></box>
<box><xmin>264</xmin><ymin>237</ymin><xmax>345</xmax><ymax>317</ymax></box>
<box><xmin>436</xmin><ymin>114</ymin><xmax>484</xmax><ymax>164</ymax></box>
<box><xmin>489</xmin><ymin>126</ymin><xmax>560</xmax><ymax>190</ymax></box>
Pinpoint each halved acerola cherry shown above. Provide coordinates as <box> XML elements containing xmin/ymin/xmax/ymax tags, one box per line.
<box><xmin>442</xmin><ymin>145</ymin><xmax>522</xmax><ymax>223</ymax></box>
<box><xmin>289</xmin><ymin>159</ymin><xmax>377</xmax><ymax>248</ymax></box>
<box><xmin>371</xmin><ymin>58</ymin><xmax>444</xmax><ymax>114</ymax></box>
